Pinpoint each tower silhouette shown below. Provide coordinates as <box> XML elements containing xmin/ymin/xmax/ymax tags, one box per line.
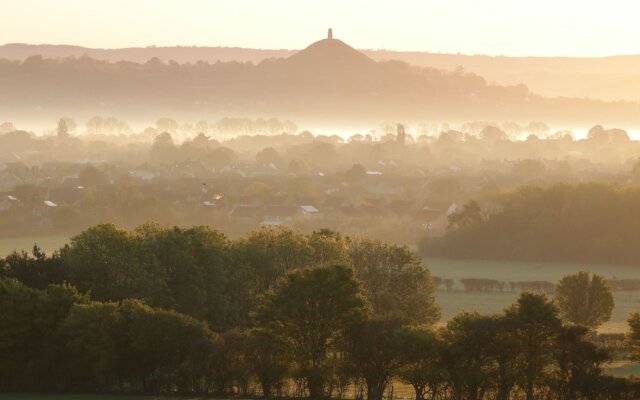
<box><xmin>328</xmin><ymin>28</ymin><xmax>333</xmax><ymax>40</ymax></box>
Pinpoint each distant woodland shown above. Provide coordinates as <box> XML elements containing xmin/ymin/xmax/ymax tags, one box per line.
<box><xmin>422</xmin><ymin>182</ymin><xmax>640</xmax><ymax>265</ymax></box>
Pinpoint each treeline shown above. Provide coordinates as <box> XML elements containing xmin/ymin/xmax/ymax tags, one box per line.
<box><xmin>454</xmin><ymin>278</ymin><xmax>640</xmax><ymax>293</ymax></box>
<box><xmin>422</xmin><ymin>183</ymin><xmax>640</xmax><ymax>265</ymax></box>
<box><xmin>1</xmin><ymin>225</ymin><xmax>436</xmax><ymax>332</ymax></box>
<box><xmin>2</xmin><ymin>225</ymin><xmax>640</xmax><ymax>399</ymax></box>
<box><xmin>459</xmin><ymin>278</ymin><xmax>555</xmax><ymax>293</ymax></box>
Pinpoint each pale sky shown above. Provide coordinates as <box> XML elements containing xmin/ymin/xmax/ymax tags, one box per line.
<box><xmin>3</xmin><ymin>0</ymin><xmax>640</xmax><ymax>56</ymax></box>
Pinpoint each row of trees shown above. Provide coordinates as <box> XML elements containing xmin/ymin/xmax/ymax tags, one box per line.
<box><xmin>459</xmin><ymin>278</ymin><xmax>556</xmax><ymax>293</ymax></box>
<box><xmin>1</xmin><ymin>225</ymin><xmax>437</xmax><ymax>332</ymax></box>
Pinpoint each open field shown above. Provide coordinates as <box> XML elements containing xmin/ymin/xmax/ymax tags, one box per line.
<box><xmin>425</xmin><ymin>257</ymin><xmax>640</xmax><ymax>333</ymax></box>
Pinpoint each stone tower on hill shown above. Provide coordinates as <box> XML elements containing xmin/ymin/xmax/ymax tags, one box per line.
<box><xmin>328</xmin><ymin>28</ymin><xmax>333</xmax><ymax>40</ymax></box>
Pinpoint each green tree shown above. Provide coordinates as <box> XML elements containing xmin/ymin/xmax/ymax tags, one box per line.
<box><xmin>209</xmin><ymin>329</ymin><xmax>253</xmax><ymax>395</ymax></box>
<box><xmin>447</xmin><ymin>200</ymin><xmax>483</xmax><ymax>230</ymax></box>
<box><xmin>343</xmin><ymin>316</ymin><xmax>404</xmax><ymax>400</ymax></box>
<box><xmin>256</xmin><ymin>265</ymin><xmax>366</xmax><ymax>399</ymax></box>
<box><xmin>551</xmin><ymin>325</ymin><xmax>609</xmax><ymax>400</ymax></box>
<box><xmin>61</xmin><ymin>223</ymin><xmax>158</xmax><ymax>302</ymax></box>
<box><xmin>554</xmin><ymin>271</ymin><xmax>614</xmax><ymax>329</ymax></box>
<box><xmin>120</xmin><ymin>299</ymin><xmax>215</xmax><ymax>393</ymax></box>
<box><xmin>396</xmin><ymin>327</ymin><xmax>443</xmax><ymax>400</ymax></box>
<box><xmin>348</xmin><ymin>239</ymin><xmax>439</xmax><ymax>325</ymax></box>
<box><xmin>506</xmin><ymin>293</ymin><xmax>562</xmax><ymax>400</ymax></box>
<box><xmin>0</xmin><ymin>278</ymin><xmax>87</xmax><ymax>391</ymax></box>
<box><xmin>232</xmin><ymin>227</ymin><xmax>313</xmax><ymax>292</ymax></box>
<box><xmin>308</xmin><ymin>229</ymin><xmax>348</xmax><ymax>266</ymax></box>
<box><xmin>441</xmin><ymin>312</ymin><xmax>497</xmax><ymax>400</ymax></box>
<box><xmin>248</xmin><ymin>328</ymin><xmax>291</xmax><ymax>399</ymax></box>
<box><xmin>60</xmin><ymin>301</ymin><xmax>125</xmax><ymax>391</ymax></box>
<box><xmin>490</xmin><ymin>316</ymin><xmax>522</xmax><ymax>400</ymax></box>
<box><xmin>628</xmin><ymin>313</ymin><xmax>640</xmax><ymax>361</ymax></box>
<box><xmin>137</xmin><ymin>225</ymin><xmax>231</xmax><ymax>331</ymax></box>
<box><xmin>2</xmin><ymin>245</ymin><xmax>65</xmax><ymax>289</ymax></box>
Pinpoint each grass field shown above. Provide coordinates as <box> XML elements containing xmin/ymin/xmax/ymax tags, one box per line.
<box><xmin>425</xmin><ymin>257</ymin><xmax>640</xmax><ymax>334</ymax></box>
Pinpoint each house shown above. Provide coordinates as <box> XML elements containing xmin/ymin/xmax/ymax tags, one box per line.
<box><xmin>229</xmin><ymin>205</ymin><xmax>263</xmax><ymax>225</ymax></box>
<box><xmin>47</xmin><ymin>187</ymin><xmax>84</xmax><ymax>207</ymax></box>
<box><xmin>300</xmin><ymin>205</ymin><xmax>321</xmax><ymax>218</ymax></box>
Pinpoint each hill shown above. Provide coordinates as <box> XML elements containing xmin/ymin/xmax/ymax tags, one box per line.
<box><xmin>4</xmin><ymin>42</ymin><xmax>640</xmax><ymax>102</ymax></box>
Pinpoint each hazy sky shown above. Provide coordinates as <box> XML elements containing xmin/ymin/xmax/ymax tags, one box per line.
<box><xmin>3</xmin><ymin>0</ymin><xmax>640</xmax><ymax>56</ymax></box>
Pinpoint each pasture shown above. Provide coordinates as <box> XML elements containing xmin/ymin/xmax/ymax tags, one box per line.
<box><xmin>425</xmin><ymin>257</ymin><xmax>640</xmax><ymax>333</ymax></box>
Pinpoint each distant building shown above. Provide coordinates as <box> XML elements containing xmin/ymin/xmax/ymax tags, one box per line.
<box><xmin>229</xmin><ymin>205</ymin><xmax>263</xmax><ymax>225</ymax></box>
<box><xmin>261</xmin><ymin>205</ymin><xmax>301</xmax><ymax>226</ymax></box>
<box><xmin>328</xmin><ymin>28</ymin><xmax>333</xmax><ymax>40</ymax></box>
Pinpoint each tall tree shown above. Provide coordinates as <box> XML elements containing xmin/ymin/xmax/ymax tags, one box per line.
<box><xmin>550</xmin><ymin>325</ymin><xmax>609</xmax><ymax>400</ymax></box>
<box><xmin>347</xmin><ymin>238</ymin><xmax>439</xmax><ymax>325</ymax></box>
<box><xmin>0</xmin><ymin>278</ymin><xmax>87</xmax><ymax>391</ymax></box>
<box><xmin>554</xmin><ymin>271</ymin><xmax>614</xmax><ymax>329</ymax></box>
<box><xmin>232</xmin><ymin>226</ymin><xmax>313</xmax><ymax>292</ymax></box>
<box><xmin>628</xmin><ymin>312</ymin><xmax>640</xmax><ymax>361</ymax></box>
<box><xmin>247</xmin><ymin>328</ymin><xmax>291</xmax><ymax>399</ymax></box>
<box><xmin>61</xmin><ymin>223</ymin><xmax>158</xmax><ymax>302</ymax></box>
<box><xmin>441</xmin><ymin>312</ymin><xmax>497</xmax><ymax>400</ymax></box>
<box><xmin>343</xmin><ymin>316</ymin><xmax>404</xmax><ymax>400</ymax></box>
<box><xmin>256</xmin><ymin>265</ymin><xmax>366</xmax><ymax>399</ymax></box>
<box><xmin>506</xmin><ymin>293</ymin><xmax>562</xmax><ymax>400</ymax></box>
<box><xmin>396</xmin><ymin>327</ymin><xmax>443</xmax><ymax>400</ymax></box>
<box><xmin>60</xmin><ymin>301</ymin><xmax>125</xmax><ymax>391</ymax></box>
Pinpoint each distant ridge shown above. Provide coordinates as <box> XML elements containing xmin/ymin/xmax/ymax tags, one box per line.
<box><xmin>3</xmin><ymin>43</ymin><xmax>640</xmax><ymax>101</ymax></box>
<box><xmin>1</xmin><ymin>37</ymin><xmax>640</xmax><ymax>128</ymax></box>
